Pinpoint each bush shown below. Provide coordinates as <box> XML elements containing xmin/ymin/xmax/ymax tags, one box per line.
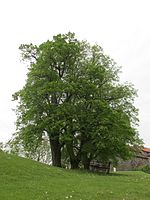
<box><xmin>141</xmin><ymin>165</ymin><xmax>150</xmax><ymax>174</ymax></box>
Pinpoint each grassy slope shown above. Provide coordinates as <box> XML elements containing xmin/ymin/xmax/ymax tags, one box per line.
<box><xmin>0</xmin><ymin>151</ymin><xmax>150</xmax><ymax>200</ymax></box>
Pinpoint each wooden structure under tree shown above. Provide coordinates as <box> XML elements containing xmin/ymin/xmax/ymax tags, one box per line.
<box><xmin>89</xmin><ymin>160</ymin><xmax>111</xmax><ymax>174</ymax></box>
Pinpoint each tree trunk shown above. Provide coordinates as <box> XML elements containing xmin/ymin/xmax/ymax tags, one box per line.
<box><xmin>82</xmin><ymin>153</ymin><xmax>91</xmax><ymax>170</ymax></box>
<box><xmin>50</xmin><ymin>138</ymin><xmax>61</xmax><ymax>167</ymax></box>
<box><xmin>70</xmin><ymin>158</ymin><xmax>79</xmax><ymax>169</ymax></box>
<box><xmin>106</xmin><ymin>162</ymin><xmax>111</xmax><ymax>174</ymax></box>
<box><xmin>66</xmin><ymin>141</ymin><xmax>80</xmax><ymax>169</ymax></box>
<box><xmin>83</xmin><ymin>160</ymin><xmax>90</xmax><ymax>170</ymax></box>
<box><xmin>48</xmin><ymin>94</ymin><xmax>61</xmax><ymax>167</ymax></box>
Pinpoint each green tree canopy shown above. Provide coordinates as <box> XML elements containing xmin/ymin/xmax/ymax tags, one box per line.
<box><xmin>12</xmin><ymin>32</ymin><xmax>141</xmax><ymax>169</ymax></box>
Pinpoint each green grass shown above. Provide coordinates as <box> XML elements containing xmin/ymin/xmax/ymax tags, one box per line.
<box><xmin>0</xmin><ymin>151</ymin><xmax>150</xmax><ymax>200</ymax></box>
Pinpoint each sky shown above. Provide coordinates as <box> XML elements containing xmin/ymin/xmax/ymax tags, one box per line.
<box><xmin>0</xmin><ymin>0</ymin><xmax>150</xmax><ymax>147</ymax></box>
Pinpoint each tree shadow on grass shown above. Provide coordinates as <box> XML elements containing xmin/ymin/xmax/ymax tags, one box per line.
<box><xmin>70</xmin><ymin>169</ymin><xmax>130</xmax><ymax>177</ymax></box>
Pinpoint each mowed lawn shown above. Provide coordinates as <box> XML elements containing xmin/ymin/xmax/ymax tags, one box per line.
<box><xmin>0</xmin><ymin>151</ymin><xmax>150</xmax><ymax>200</ymax></box>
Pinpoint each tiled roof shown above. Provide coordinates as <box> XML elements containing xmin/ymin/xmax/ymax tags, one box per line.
<box><xmin>143</xmin><ymin>147</ymin><xmax>150</xmax><ymax>153</ymax></box>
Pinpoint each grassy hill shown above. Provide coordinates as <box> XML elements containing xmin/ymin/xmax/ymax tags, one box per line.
<box><xmin>0</xmin><ymin>151</ymin><xmax>150</xmax><ymax>200</ymax></box>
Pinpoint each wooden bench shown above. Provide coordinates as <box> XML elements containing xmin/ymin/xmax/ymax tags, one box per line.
<box><xmin>89</xmin><ymin>161</ymin><xmax>111</xmax><ymax>174</ymax></box>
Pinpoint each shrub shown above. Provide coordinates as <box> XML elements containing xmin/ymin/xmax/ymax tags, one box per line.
<box><xmin>141</xmin><ymin>165</ymin><xmax>150</xmax><ymax>174</ymax></box>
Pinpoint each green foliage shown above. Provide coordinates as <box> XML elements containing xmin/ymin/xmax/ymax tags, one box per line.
<box><xmin>0</xmin><ymin>152</ymin><xmax>150</xmax><ymax>200</ymax></box>
<box><xmin>141</xmin><ymin>165</ymin><xmax>150</xmax><ymax>174</ymax></box>
<box><xmin>5</xmin><ymin>134</ymin><xmax>51</xmax><ymax>164</ymax></box>
<box><xmin>12</xmin><ymin>32</ymin><xmax>142</xmax><ymax>168</ymax></box>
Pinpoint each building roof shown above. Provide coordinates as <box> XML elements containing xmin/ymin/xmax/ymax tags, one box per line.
<box><xmin>143</xmin><ymin>147</ymin><xmax>150</xmax><ymax>153</ymax></box>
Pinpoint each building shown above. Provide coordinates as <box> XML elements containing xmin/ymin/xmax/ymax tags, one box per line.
<box><xmin>117</xmin><ymin>147</ymin><xmax>150</xmax><ymax>171</ymax></box>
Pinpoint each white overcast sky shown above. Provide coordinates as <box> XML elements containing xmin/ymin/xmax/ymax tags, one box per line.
<box><xmin>0</xmin><ymin>0</ymin><xmax>150</xmax><ymax>147</ymax></box>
